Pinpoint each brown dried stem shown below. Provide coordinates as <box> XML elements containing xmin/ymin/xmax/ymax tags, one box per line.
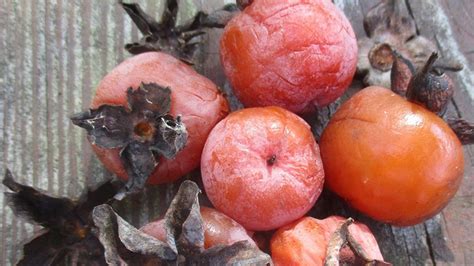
<box><xmin>324</xmin><ymin>218</ymin><xmax>391</xmax><ymax>266</ymax></box>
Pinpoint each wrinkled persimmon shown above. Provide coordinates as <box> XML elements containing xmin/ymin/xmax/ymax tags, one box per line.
<box><xmin>201</xmin><ymin>106</ymin><xmax>325</xmax><ymax>231</ymax></box>
<box><xmin>90</xmin><ymin>52</ymin><xmax>229</xmax><ymax>184</ymax></box>
<box><xmin>270</xmin><ymin>216</ymin><xmax>383</xmax><ymax>265</ymax></box>
<box><xmin>220</xmin><ymin>0</ymin><xmax>358</xmax><ymax>113</ymax></box>
<box><xmin>320</xmin><ymin>86</ymin><xmax>464</xmax><ymax>225</ymax></box>
<box><xmin>140</xmin><ymin>207</ymin><xmax>255</xmax><ymax>248</ymax></box>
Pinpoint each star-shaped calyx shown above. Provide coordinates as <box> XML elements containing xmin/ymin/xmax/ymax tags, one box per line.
<box><xmin>121</xmin><ymin>0</ymin><xmax>238</xmax><ymax>64</ymax></box>
<box><xmin>92</xmin><ymin>180</ymin><xmax>272</xmax><ymax>265</ymax></box>
<box><xmin>2</xmin><ymin>169</ymin><xmax>123</xmax><ymax>265</ymax></box>
<box><xmin>71</xmin><ymin>83</ymin><xmax>188</xmax><ymax>199</ymax></box>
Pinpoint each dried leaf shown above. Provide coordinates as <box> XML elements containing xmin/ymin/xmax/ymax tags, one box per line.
<box><xmin>363</xmin><ymin>0</ymin><xmax>416</xmax><ymax>41</ymax></box>
<box><xmin>194</xmin><ymin>4</ymin><xmax>239</xmax><ymax>28</ymax></box>
<box><xmin>237</xmin><ymin>0</ymin><xmax>253</xmax><ymax>10</ymax></box>
<box><xmin>72</xmin><ymin>83</ymin><xmax>188</xmax><ymax>199</ymax></box>
<box><xmin>121</xmin><ymin>2</ymin><xmax>162</xmax><ymax>37</ymax></box>
<box><xmin>200</xmin><ymin>241</ymin><xmax>272</xmax><ymax>266</ymax></box>
<box><xmin>71</xmin><ymin>106</ymin><xmax>131</xmax><ymax>149</ymax></box>
<box><xmin>447</xmin><ymin>118</ymin><xmax>474</xmax><ymax>145</ymax></box>
<box><xmin>357</xmin><ymin>0</ymin><xmax>462</xmax><ymax>88</ymax></box>
<box><xmin>94</xmin><ymin>180</ymin><xmax>272</xmax><ymax>265</ymax></box>
<box><xmin>390</xmin><ymin>51</ymin><xmax>415</xmax><ymax>96</ymax></box>
<box><xmin>3</xmin><ymin>170</ymin><xmax>122</xmax><ymax>265</ymax></box>
<box><xmin>406</xmin><ymin>53</ymin><xmax>454</xmax><ymax>116</ymax></box>
<box><xmin>324</xmin><ymin>218</ymin><xmax>391</xmax><ymax>266</ymax></box>
<box><xmin>116</xmin><ymin>142</ymin><xmax>158</xmax><ymax>200</ymax></box>
<box><xmin>3</xmin><ymin>169</ymin><xmax>79</xmax><ymax>236</ymax></box>
<box><xmin>127</xmin><ymin>83</ymin><xmax>171</xmax><ymax>117</ymax></box>
<box><xmin>152</xmin><ymin>115</ymin><xmax>188</xmax><ymax>159</ymax></box>
<box><xmin>93</xmin><ymin>204</ymin><xmax>176</xmax><ymax>265</ymax></box>
<box><xmin>121</xmin><ymin>1</ymin><xmax>238</xmax><ymax>64</ymax></box>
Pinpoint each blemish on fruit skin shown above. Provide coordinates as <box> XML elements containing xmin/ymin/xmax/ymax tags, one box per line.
<box><xmin>362</xmin><ymin>176</ymin><xmax>369</xmax><ymax>184</ymax></box>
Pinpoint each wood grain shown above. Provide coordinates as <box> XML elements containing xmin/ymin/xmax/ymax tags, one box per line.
<box><xmin>0</xmin><ymin>0</ymin><xmax>473</xmax><ymax>265</ymax></box>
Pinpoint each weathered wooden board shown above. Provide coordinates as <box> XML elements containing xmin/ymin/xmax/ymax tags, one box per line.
<box><xmin>0</xmin><ymin>0</ymin><xmax>473</xmax><ymax>265</ymax></box>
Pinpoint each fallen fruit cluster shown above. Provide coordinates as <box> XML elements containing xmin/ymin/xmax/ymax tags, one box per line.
<box><xmin>4</xmin><ymin>0</ymin><xmax>474</xmax><ymax>265</ymax></box>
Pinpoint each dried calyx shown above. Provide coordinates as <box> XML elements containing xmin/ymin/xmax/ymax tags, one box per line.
<box><xmin>447</xmin><ymin>119</ymin><xmax>474</xmax><ymax>145</ymax></box>
<box><xmin>2</xmin><ymin>169</ymin><xmax>122</xmax><ymax>265</ymax></box>
<box><xmin>405</xmin><ymin>52</ymin><xmax>454</xmax><ymax>116</ymax></box>
<box><xmin>324</xmin><ymin>218</ymin><xmax>391</xmax><ymax>266</ymax></box>
<box><xmin>357</xmin><ymin>0</ymin><xmax>462</xmax><ymax>88</ymax></box>
<box><xmin>237</xmin><ymin>0</ymin><xmax>253</xmax><ymax>10</ymax></box>
<box><xmin>93</xmin><ymin>180</ymin><xmax>272</xmax><ymax>265</ymax></box>
<box><xmin>71</xmin><ymin>83</ymin><xmax>188</xmax><ymax>199</ymax></box>
<box><xmin>390</xmin><ymin>52</ymin><xmax>474</xmax><ymax>145</ymax></box>
<box><xmin>121</xmin><ymin>0</ymin><xmax>238</xmax><ymax>64</ymax></box>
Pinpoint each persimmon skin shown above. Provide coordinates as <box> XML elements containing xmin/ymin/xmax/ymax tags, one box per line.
<box><xmin>201</xmin><ymin>106</ymin><xmax>325</xmax><ymax>231</ymax></box>
<box><xmin>220</xmin><ymin>0</ymin><xmax>358</xmax><ymax>113</ymax></box>
<box><xmin>91</xmin><ymin>52</ymin><xmax>229</xmax><ymax>184</ymax></box>
<box><xmin>270</xmin><ymin>216</ymin><xmax>383</xmax><ymax>266</ymax></box>
<box><xmin>320</xmin><ymin>86</ymin><xmax>464</xmax><ymax>226</ymax></box>
<box><xmin>270</xmin><ymin>217</ymin><xmax>327</xmax><ymax>266</ymax></box>
<box><xmin>317</xmin><ymin>216</ymin><xmax>383</xmax><ymax>262</ymax></box>
<box><xmin>140</xmin><ymin>207</ymin><xmax>255</xmax><ymax>249</ymax></box>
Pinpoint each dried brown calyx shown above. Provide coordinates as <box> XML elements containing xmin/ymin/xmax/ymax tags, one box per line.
<box><xmin>357</xmin><ymin>0</ymin><xmax>462</xmax><ymax>88</ymax></box>
<box><xmin>71</xmin><ymin>83</ymin><xmax>188</xmax><ymax>199</ymax></box>
<box><xmin>93</xmin><ymin>180</ymin><xmax>272</xmax><ymax>265</ymax></box>
<box><xmin>406</xmin><ymin>52</ymin><xmax>454</xmax><ymax>116</ymax></box>
<box><xmin>390</xmin><ymin>52</ymin><xmax>474</xmax><ymax>145</ymax></box>
<box><xmin>237</xmin><ymin>0</ymin><xmax>253</xmax><ymax>10</ymax></box>
<box><xmin>324</xmin><ymin>218</ymin><xmax>391</xmax><ymax>266</ymax></box>
<box><xmin>2</xmin><ymin>169</ymin><xmax>123</xmax><ymax>265</ymax></box>
<box><xmin>121</xmin><ymin>0</ymin><xmax>238</xmax><ymax>64</ymax></box>
<box><xmin>447</xmin><ymin>118</ymin><xmax>474</xmax><ymax>145</ymax></box>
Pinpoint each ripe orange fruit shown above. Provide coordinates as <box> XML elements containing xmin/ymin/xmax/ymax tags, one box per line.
<box><xmin>320</xmin><ymin>86</ymin><xmax>464</xmax><ymax>225</ymax></box>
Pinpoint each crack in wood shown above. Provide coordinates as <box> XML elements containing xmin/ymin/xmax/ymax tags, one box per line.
<box><xmin>405</xmin><ymin>0</ymin><xmax>420</xmax><ymax>35</ymax></box>
<box><xmin>423</xmin><ymin>222</ymin><xmax>437</xmax><ymax>266</ymax></box>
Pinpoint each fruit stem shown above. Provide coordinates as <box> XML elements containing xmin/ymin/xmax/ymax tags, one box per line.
<box><xmin>406</xmin><ymin>52</ymin><xmax>454</xmax><ymax>116</ymax></box>
<box><xmin>421</xmin><ymin>52</ymin><xmax>438</xmax><ymax>75</ymax></box>
<box><xmin>324</xmin><ymin>218</ymin><xmax>391</xmax><ymax>266</ymax></box>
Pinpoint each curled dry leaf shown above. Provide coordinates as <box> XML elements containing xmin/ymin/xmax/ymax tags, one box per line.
<box><xmin>357</xmin><ymin>0</ymin><xmax>462</xmax><ymax>88</ymax></box>
<box><xmin>2</xmin><ymin>169</ymin><xmax>123</xmax><ymax>265</ymax></box>
<box><xmin>71</xmin><ymin>83</ymin><xmax>188</xmax><ymax>199</ymax></box>
<box><xmin>93</xmin><ymin>180</ymin><xmax>272</xmax><ymax>265</ymax></box>
<box><xmin>121</xmin><ymin>0</ymin><xmax>238</xmax><ymax>64</ymax></box>
<box><xmin>324</xmin><ymin>218</ymin><xmax>391</xmax><ymax>266</ymax></box>
<box><xmin>390</xmin><ymin>50</ymin><xmax>415</xmax><ymax>96</ymax></box>
<box><xmin>447</xmin><ymin>118</ymin><xmax>474</xmax><ymax>145</ymax></box>
<box><xmin>236</xmin><ymin>0</ymin><xmax>253</xmax><ymax>10</ymax></box>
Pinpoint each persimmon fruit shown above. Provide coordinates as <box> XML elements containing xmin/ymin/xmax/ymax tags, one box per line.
<box><xmin>220</xmin><ymin>0</ymin><xmax>358</xmax><ymax>113</ymax></box>
<box><xmin>90</xmin><ymin>52</ymin><xmax>229</xmax><ymax>184</ymax></box>
<box><xmin>320</xmin><ymin>86</ymin><xmax>464</xmax><ymax>225</ymax></box>
<box><xmin>270</xmin><ymin>216</ymin><xmax>383</xmax><ymax>265</ymax></box>
<box><xmin>140</xmin><ymin>207</ymin><xmax>255</xmax><ymax>248</ymax></box>
<box><xmin>201</xmin><ymin>106</ymin><xmax>325</xmax><ymax>231</ymax></box>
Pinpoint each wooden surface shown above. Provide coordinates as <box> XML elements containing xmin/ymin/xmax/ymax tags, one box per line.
<box><xmin>0</xmin><ymin>0</ymin><xmax>473</xmax><ymax>265</ymax></box>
